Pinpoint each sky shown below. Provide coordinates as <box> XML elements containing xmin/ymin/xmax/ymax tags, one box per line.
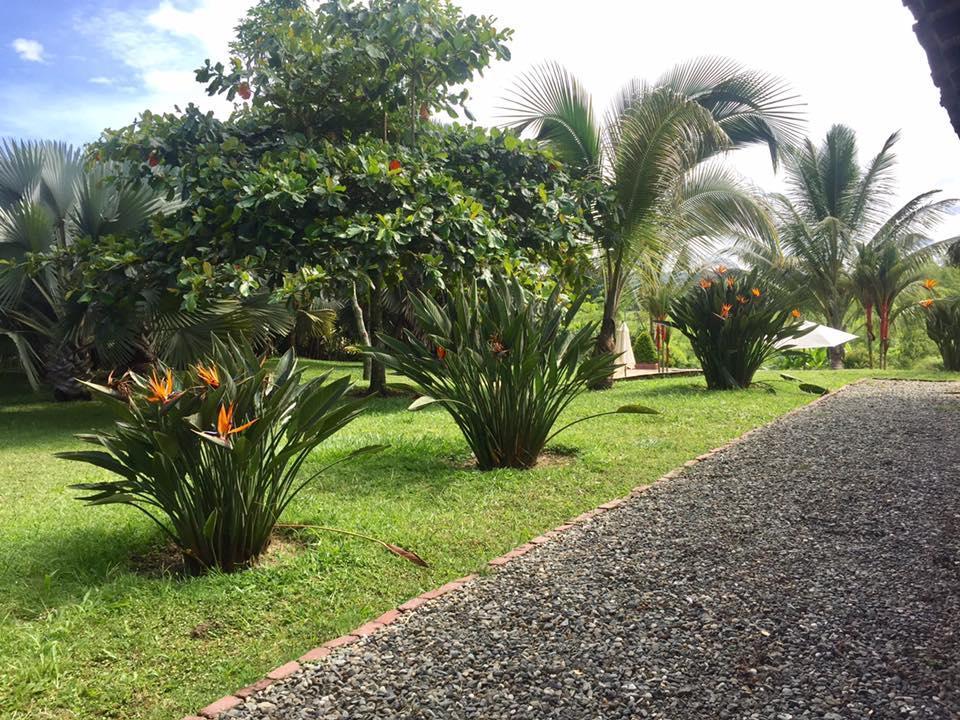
<box><xmin>3</xmin><ymin>0</ymin><xmax>959</xmax><ymax>236</ymax></box>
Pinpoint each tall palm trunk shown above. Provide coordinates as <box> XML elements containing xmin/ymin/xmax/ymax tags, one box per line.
<box><xmin>590</xmin><ymin>253</ymin><xmax>626</xmax><ymax>390</ymax></box>
<box><xmin>826</xmin><ymin>304</ymin><xmax>846</xmax><ymax>370</ymax></box>
<box><xmin>864</xmin><ymin>303</ymin><xmax>875</xmax><ymax>369</ymax></box>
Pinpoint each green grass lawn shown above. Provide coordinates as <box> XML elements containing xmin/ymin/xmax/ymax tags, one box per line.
<box><xmin>0</xmin><ymin>363</ymin><xmax>954</xmax><ymax>720</ymax></box>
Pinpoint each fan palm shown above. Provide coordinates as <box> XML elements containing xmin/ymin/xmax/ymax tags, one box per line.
<box><xmin>501</xmin><ymin>58</ymin><xmax>803</xmax><ymax>387</ymax></box>
<box><xmin>0</xmin><ymin>139</ymin><xmax>174</xmax><ymax>397</ymax></box>
<box><xmin>748</xmin><ymin>125</ymin><xmax>958</xmax><ymax>368</ymax></box>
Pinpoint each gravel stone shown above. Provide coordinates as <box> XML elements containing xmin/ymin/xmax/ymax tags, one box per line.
<box><xmin>227</xmin><ymin>381</ymin><xmax>960</xmax><ymax>719</ymax></box>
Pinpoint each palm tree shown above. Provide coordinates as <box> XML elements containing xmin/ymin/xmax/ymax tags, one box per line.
<box><xmin>852</xmin><ymin>234</ymin><xmax>945</xmax><ymax>369</ymax></box>
<box><xmin>755</xmin><ymin>125</ymin><xmax>958</xmax><ymax>368</ymax></box>
<box><xmin>501</xmin><ymin>58</ymin><xmax>803</xmax><ymax>387</ymax></box>
<box><xmin>0</xmin><ymin>140</ymin><xmax>173</xmax><ymax>398</ymax></box>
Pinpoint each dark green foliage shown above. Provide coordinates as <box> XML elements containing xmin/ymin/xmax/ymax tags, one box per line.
<box><xmin>669</xmin><ymin>268</ymin><xmax>807</xmax><ymax>390</ymax></box>
<box><xmin>921</xmin><ymin>297</ymin><xmax>960</xmax><ymax>370</ymax></box>
<box><xmin>633</xmin><ymin>329</ymin><xmax>657</xmax><ymax>364</ymax></box>
<box><xmin>58</xmin><ymin>338</ymin><xmax>373</xmax><ymax>573</ymax></box>
<box><xmin>364</xmin><ymin>275</ymin><xmax>647</xmax><ymax>470</ymax></box>
<box><xmin>198</xmin><ymin>0</ymin><xmax>512</xmax><ymax>141</ymax></box>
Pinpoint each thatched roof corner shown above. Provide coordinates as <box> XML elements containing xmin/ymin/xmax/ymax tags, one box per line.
<box><xmin>904</xmin><ymin>0</ymin><xmax>960</xmax><ymax>138</ymax></box>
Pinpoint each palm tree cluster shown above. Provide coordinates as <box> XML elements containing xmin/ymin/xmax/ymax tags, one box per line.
<box><xmin>503</xmin><ymin>65</ymin><xmax>959</xmax><ymax>376</ymax></box>
<box><xmin>501</xmin><ymin>57</ymin><xmax>804</xmax><ymax>386</ymax></box>
<box><xmin>740</xmin><ymin>125</ymin><xmax>957</xmax><ymax>368</ymax></box>
<box><xmin>0</xmin><ymin>140</ymin><xmax>174</xmax><ymax>398</ymax></box>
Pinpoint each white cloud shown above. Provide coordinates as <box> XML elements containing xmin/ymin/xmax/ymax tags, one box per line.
<box><xmin>12</xmin><ymin>38</ymin><xmax>45</xmax><ymax>63</ymax></box>
<box><xmin>89</xmin><ymin>76</ymin><xmax>114</xmax><ymax>85</ymax></box>
<box><xmin>72</xmin><ymin>0</ymin><xmax>257</xmax><ymax>127</ymax></box>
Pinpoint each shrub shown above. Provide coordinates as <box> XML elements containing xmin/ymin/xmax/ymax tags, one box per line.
<box><xmin>669</xmin><ymin>268</ymin><xmax>806</xmax><ymax>389</ymax></box>
<box><xmin>920</xmin><ymin>297</ymin><xmax>960</xmax><ymax>370</ymax></box>
<box><xmin>365</xmin><ymin>275</ymin><xmax>654</xmax><ymax>470</ymax></box>
<box><xmin>57</xmin><ymin>338</ymin><xmax>377</xmax><ymax>574</ymax></box>
<box><xmin>633</xmin><ymin>328</ymin><xmax>658</xmax><ymax>364</ymax></box>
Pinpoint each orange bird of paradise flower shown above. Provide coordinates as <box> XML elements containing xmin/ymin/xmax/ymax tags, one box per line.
<box><xmin>717</xmin><ymin>303</ymin><xmax>733</xmax><ymax>319</ymax></box>
<box><xmin>726</xmin><ymin>275</ymin><xmax>735</xmax><ymax>288</ymax></box>
<box><xmin>216</xmin><ymin>403</ymin><xmax>257</xmax><ymax>440</ymax></box>
<box><xmin>791</xmin><ymin>308</ymin><xmax>802</xmax><ymax>319</ymax></box>
<box><xmin>751</xmin><ymin>287</ymin><xmax>761</xmax><ymax>297</ymax></box>
<box><xmin>736</xmin><ymin>294</ymin><xmax>749</xmax><ymax>304</ymax></box>
<box><xmin>920</xmin><ymin>298</ymin><xmax>935</xmax><ymax>308</ymax></box>
<box><xmin>922</xmin><ymin>278</ymin><xmax>938</xmax><ymax>290</ymax></box>
<box><xmin>146</xmin><ymin>368</ymin><xmax>181</xmax><ymax>404</ymax></box>
<box><xmin>699</xmin><ymin>278</ymin><xmax>713</xmax><ymax>290</ymax></box>
<box><xmin>195</xmin><ymin>363</ymin><xmax>221</xmax><ymax>389</ymax></box>
<box><xmin>715</xmin><ymin>265</ymin><xmax>728</xmax><ymax>275</ymax></box>
<box><xmin>436</xmin><ymin>345</ymin><xmax>447</xmax><ymax>361</ymax></box>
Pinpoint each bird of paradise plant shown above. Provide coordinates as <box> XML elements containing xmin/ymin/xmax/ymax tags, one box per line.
<box><xmin>668</xmin><ymin>267</ymin><xmax>807</xmax><ymax>389</ymax></box>
<box><xmin>363</xmin><ymin>274</ymin><xmax>657</xmax><ymax>470</ymax></box>
<box><xmin>919</xmin><ymin>289</ymin><xmax>960</xmax><ymax>371</ymax></box>
<box><xmin>56</xmin><ymin>337</ymin><xmax>401</xmax><ymax>574</ymax></box>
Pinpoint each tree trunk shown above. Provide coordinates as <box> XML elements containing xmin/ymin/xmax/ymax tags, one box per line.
<box><xmin>827</xmin><ymin>306</ymin><xmax>846</xmax><ymax>369</ymax></box>
<box><xmin>350</xmin><ymin>283</ymin><xmax>372</xmax><ymax>381</ymax></box>
<box><xmin>589</xmin><ymin>277</ymin><xmax>622</xmax><ymax>391</ymax></box>
<box><xmin>367</xmin><ymin>287</ymin><xmax>387</xmax><ymax>396</ymax></box>
<box><xmin>45</xmin><ymin>341</ymin><xmax>92</xmax><ymax>402</ymax></box>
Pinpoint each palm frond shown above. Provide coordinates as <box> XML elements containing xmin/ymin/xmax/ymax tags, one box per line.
<box><xmin>655</xmin><ymin>56</ymin><xmax>805</xmax><ymax>167</ymax></box>
<box><xmin>499</xmin><ymin>61</ymin><xmax>602</xmax><ymax>170</ymax></box>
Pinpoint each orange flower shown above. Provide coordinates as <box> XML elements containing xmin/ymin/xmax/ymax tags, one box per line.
<box><xmin>715</xmin><ymin>265</ymin><xmax>728</xmax><ymax>275</ymax></box>
<box><xmin>919</xmin><ymin>298</ymin><xmax>935</xmax><ymax>309</ymax></box>
<box><xmin>216</xmin><ymin>403</ymin><xmax>257</xmax><ymax>440</ymax></box>
<box><xmin>791</xmin><ymin>308</ymin><xmax>802</xmax><ymax>319</ymax></box>
<box><xmin>436</xmin><ymin>345</ymin><xmax>447</xmax><ymax>361</ymax></box>
<box><xmin>699</xmin><ymin>278</ymin><xmax>713</xmax><ymax>290</ymax></box>
<box><xmin>389</xmin><ymin>159</ymin><xmax>402</xmax><ymax>172</ymax></box>
<box><xmin>718</xmin><ymin>303</ymin><xmax>733</xmax><ymax>319</ymax></box>
<box><xmin>195</xmin><ymin>363</ymin><xmax>220</xmax><ymax>389</ymax></box>
<box><xmin>751</xmin><ymin>287</ymin><xmax>761</xmax><ymax>297</ymax></box>
<box><xmin>146</xmin><ymin>368</ymin><xmax>180</xmax><ymax>404</ymax></box>
<box><xmin>726</xmin><ymin>275</ymin><xmax>735</xmax><ymax>288</ymax></box>
<box><xmin>922</xmin><ymin>278</ymin><xmax>938</xmax><ymax>290</ymax></box>
<box><xmin>736</xmin><ymin>294</ymin><xmax>749</xmax><ymax>304</ymax></box>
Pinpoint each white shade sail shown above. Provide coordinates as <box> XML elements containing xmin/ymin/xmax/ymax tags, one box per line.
<box><xmin>775</xmin><ymin>321</ymin><xmax>858</xmax><ymax>350</ymax></box>
<box><xmin>612</xmin><ymin>322</ymin><xmax>636</xmax><ymax>378</ymax></box>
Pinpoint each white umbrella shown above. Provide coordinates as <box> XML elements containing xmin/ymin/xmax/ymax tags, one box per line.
<box><xmin>612</xmin><ymin>322</ymin><xmax>636</xmax><ymax>378</ymax></box>
<box><xmin>775</xmin><ymin>321</ymin><xmax>858</xmax><ymax>350</ymax></box>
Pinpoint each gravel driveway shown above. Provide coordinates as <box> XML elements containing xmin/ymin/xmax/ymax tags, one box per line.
<box><xmin>227</xmin><ymin>380</ymin><xmax>960</xmax><ymax>720</ymax></box>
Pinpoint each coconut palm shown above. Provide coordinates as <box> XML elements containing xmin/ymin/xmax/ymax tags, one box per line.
<box><xmin>501</xmin><ymin>57</ymin><xmax>804</xmax><ymax>387</ymax></box>
<box><xmin>751</xmin><ymin>125</ymin><xmax>958</xmax><ymax>368</ymax></box>
<box><xmin>0</xmin><ymin>140</ymin><xmax>174</xmax><ymax>397</ymax></box>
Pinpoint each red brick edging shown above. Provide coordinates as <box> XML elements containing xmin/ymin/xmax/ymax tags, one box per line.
<box><xmin>184</xmin><ymin>380</ymin><xmax>861</xmax><ymax>719</ymax></box>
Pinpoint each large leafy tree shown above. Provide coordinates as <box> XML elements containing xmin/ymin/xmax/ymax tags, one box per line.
<box><xmin>501</xmin><ymin>58</ymin><xmax>803</xmax><ymax>387</ymax></box>
<box><xmin>197</xmin><ymin>0</ymin><xmax>512</xmax><ymax>143</ymax></box>
<box><xmin>95</xmin><ymin>0</ymin><xmax>595</xmax><ymax>395</ymax></box>
<box><xmin>745</xmin><ymin>125</ymin><xmax>958</xmax><ymax>368</ymax></box>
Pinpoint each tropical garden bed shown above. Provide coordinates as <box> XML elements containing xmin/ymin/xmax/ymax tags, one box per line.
<box><xmin>1</xmin><ymin>364</ymin><xmax>954</xmax><ymax>720</ymax></box>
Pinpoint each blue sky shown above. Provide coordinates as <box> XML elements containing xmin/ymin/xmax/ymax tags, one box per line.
<box><xmin>4</xmin><ymin>1</ymin><xmax>960</xmax><ymax>238</ymax></box>
<box><xmin>0</xmin><ymin>0</ymin><xmax>248</xmax><ymax>143</ymax></box>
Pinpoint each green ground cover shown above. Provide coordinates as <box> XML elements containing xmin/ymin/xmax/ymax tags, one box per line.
<box><xmin>0</xmin><ymin>363</ymin><xmax>954</xmax><ymax>719</ymax></box>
